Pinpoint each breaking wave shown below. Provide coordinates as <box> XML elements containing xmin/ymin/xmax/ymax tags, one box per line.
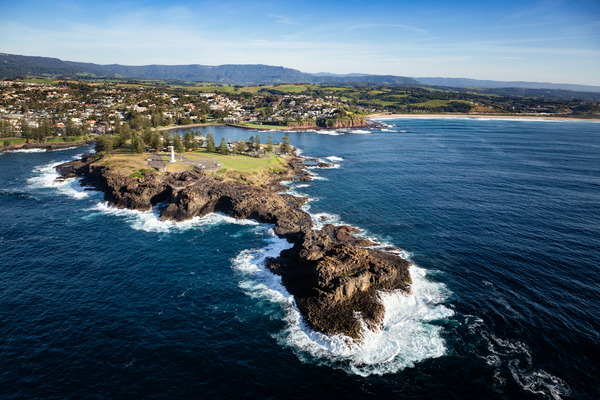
<box><xmin>1</xmin><ymin>148</ymin><xmax>46</xmax><ymax>154</ymax></box>
<box><xmin>233</xmin><ymin>236</ymin><xmax>454</xmax><ymax>376</ymax></box>
<box><xmin>27</xmin><ymin>160</ymin><xmax>100</xmax><ymax>199</ymax></box>
<box><xmin>87</xmin><ymin>202</ymin><xmax>259</xmax><ymax>233</ymax></box>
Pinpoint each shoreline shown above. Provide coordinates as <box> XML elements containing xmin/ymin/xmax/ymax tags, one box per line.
<box><xmin>366</xmin><ymin>113</ymin><xmax>600</xmax><ymax>122</ymax></box>
<box><xmin>157</xmin><ymin>121</ymin><xmax>375</xmax><ymax>133</ymax></box>
<box><xmin>157</xmin><ymin>123</ymin><xmax>224</xmax><ymax>131</ymax></box>
<box><xmin>0</xmin><ymin>139</ymin><xmax>95</xmax><ymax>153</ymax></box>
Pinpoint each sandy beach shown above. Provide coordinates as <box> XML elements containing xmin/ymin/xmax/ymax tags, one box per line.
<box><xmin>366</xmin><ymin>113</ymin><xmax>599</xmax><ymax>122</ymax></box>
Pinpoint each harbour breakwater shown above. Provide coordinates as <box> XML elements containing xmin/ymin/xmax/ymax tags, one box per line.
<box><xmin>56</xmin><ymin>152</ymin><xmax>411</xmax><ymax>339</ymax></box>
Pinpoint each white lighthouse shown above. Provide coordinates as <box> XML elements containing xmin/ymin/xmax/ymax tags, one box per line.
<box><xmin>169</xmin><ymin>146</ymin><xmax>175</xmax><ymax>163</ymax></box>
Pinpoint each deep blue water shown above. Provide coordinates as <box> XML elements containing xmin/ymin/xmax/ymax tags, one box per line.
<box><xmin>1</xmin><ymin>118</ymin><xmax>599</xmax><ymax>399</ymax></box>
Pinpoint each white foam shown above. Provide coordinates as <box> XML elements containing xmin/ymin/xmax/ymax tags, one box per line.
<box><xmin>325</xmin><ymin>156</ymin><xmax>344</xmax><ymax>162</ymax></box>
<box><xmin>88</xmin><ymin>202</ymin><xmax>260</xmax><ymax>233</ymax></box>
<box><xmin>372</xmin><ymin>115</ymin><xmax>598</xmax><ymax>124</ymax></box>
<box><xmin>317</xmin><ymin>131</ymin><xmax>342</xmax><ymax>136</ymax></box>
<box><xmin>350</xmin><ymin>130</ymin><xmax>371</xmax><ymax>134</ymax></box>
<box><xmin>310</xmin><ymin>212</ymin><xmax>345</xmax><ymax>230</ymax></box>
<box><xmin>315</xmin><ymin>161</ymin><xmax>340</xmax><ymax>169</ymax></box>
<box><xmin>284</xmin><ymin>187</ymin><xmax>317</xmax><ymax>200</ymax></box>
<box><xmin>27</xmin><ymin>161</ymin><xmax>100</xmax><ymax>199</ymax></box>
<box><xmin>475</xmin><ymin>330</ymin><xmax>571</xmax><ymax>399</ymax></box>
<box><xmin>235</xmin><ymin>237</ymin><xmax>455</xmax><ymax>376</ymax></box>
<box><xmin>294</xmin><ymin>184</ymin><xmax>311</xmax><ymax>188</ymax></box>
<box><xmin>48</xmin><ymin>147</ymin><xmax>79</xmax><ymax>152</ymax></box>
<box><xmin>232</xmin><ymin>235</ymin><xmax>295</xmax><ymax>308</ymax></box>
<box><xmin>1</xmin><ymin>148</ymin><xmax>46</xmax><ymax>153</ymax></box>
<box><xmin>308</xmin><ymin>171</ymin><xmax>328</xmax><ymax>181</ymax></box>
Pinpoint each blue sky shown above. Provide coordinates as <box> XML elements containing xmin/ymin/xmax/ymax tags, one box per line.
<box><xmin>1</xmin><ymin>0</ymin><xmax>599</xmax><ymax>85</ymax></box>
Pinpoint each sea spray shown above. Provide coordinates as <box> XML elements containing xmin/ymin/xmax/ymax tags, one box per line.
<box><xmin>88</xmin><ymin>202</ymin><xmax>260</xmax><ymax>234</ymax></box>
<box><xmin>233</xmin><ymin>233</ymin><xmax>455</xmax><ymax>376</ymax></box>
<box><xmin>27</xmin><ymin>159</ymin><xmax>101</xmax><ymax>199</ymax></box>
<box><xmin>1</xmin><ymin>148</ymin><xmax>47</xmax><ymax>154</ymax></box>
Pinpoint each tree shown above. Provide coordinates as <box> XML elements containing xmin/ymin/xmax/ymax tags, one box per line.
<box><xmin>141</xmin><ymin>127</ymin><xmax>152</xmax><ymax>145</ymax></box>
<box><xmin>162</xmin><ymin>131</ymin><xmax>172</xmax><ymax>148</ymax></box>
<box><xmin>149</xmin><ymin>131</ymin><xmax>161</xmax><ymax>152</ymax></box>
<box><xmin>255</xmin><ymin>134</ymin><xmax>260</xmax><ymax>151</ymax></box>
<box><xmin>183</xmin><ymin>131</ymin><xmax>193</xmax><ymax>151</ymax></box>
<box><xmin>116</xmin><ymin>129</ymin><xmax>130</xmax><ymax>148</ymax></box>
<box><xmin>218</xmin><ymin>137</ymin><xmax>228</xmax><ymax>154</ymax></box>
<box><xmin>212</xmin><ymin>109</ymin><xmax>228</xmax><ymax>120</ymax></box>
<box><xmin>267</xmin><ymin>135</ymin><xmax>273</xmax><ymax>145</ymax></box>
<box><xmin>281</xmin><ymin>136</ymin><xmax>291</xmax><ymax>155</ymax></box>
<box><xmin>248</xmin><ymin>135</ymin><xmax>255</xmax><ymax>151</ymax></box>
<box><xmin>65</xmin><ymin>118</ymin><xmax>77</xmax><ymax>137</ymax></box>
<box><xmin>234</xmin><ymin>141</ymin><xmax>246</xmax><ymax>154</ymax></box>
<box><xmin>206</xmin><ymin>132</ymin><xmax>216</xmax><ymax>153</ymax></box>
<box><xmin>35</xmin><ymin>120</ymin><xmax>53</xmax><ymax>142</ymax></box>
<box><xmin>113</xmin><ymin>121</ymin><xmax>122</xmax><ymax>135</ymax></box>
<box><xmin>173</xmin><ymin>133</ymin><xmax>184</xmax><ymax>154</ymax></box>
<box><xmin>131</xmin><ymin>132</ymin><xmax>145</xmax><ymax>154</ymax></box>
<box><xmin>95</xmin><ymin>135</ymin><xmax>113</xmax><ymax>153</ymax></box>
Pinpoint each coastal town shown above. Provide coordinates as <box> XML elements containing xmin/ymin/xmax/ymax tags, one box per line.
<box><xmin>0</xmin><ymin>79</ymin><xmax>366</xmax><ymax>140</ymax></box>
<box><xmin>2</xmin><ymin>78</ymin><xmax>599</xmax><ymax>141</ymax></box>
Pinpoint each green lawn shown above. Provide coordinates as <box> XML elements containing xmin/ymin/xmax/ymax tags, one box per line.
<box><xmin>184</xmin><ymin>151</ymin><xmax>284</xmax><ymax>173</ymax></box>
<box><xmin>2</xmin><ymin>138</ymin><xmax>26</xmax><ymax>145</ymax></box>
<box><xmin>411</xmin><ymin>99</ymin><xmax>470</xmax><ymax>108</ymax></box>
<box><xmin>46</xmin><ymin>135</ymin><xmax>91</xmax><ymax>143</ymax></box>
<box><xmin>234</xmin><ymin>84</ymin><xmax>323</xmax><ymax>94</ymax></box>
<box><xmin>23</xmin><ymin>78</ymin><xmax>60</xmax><ymax>85</ymax></box>
<box><xmin>363</xmin><ymin>99</ymin><xmax>404</xmax><ymax>107</ymax></box>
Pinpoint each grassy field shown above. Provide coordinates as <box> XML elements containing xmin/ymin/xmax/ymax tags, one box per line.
<box><xmin>411</xmin><ymin>99</ymin><xmax>470</xmax><ymax>108</ymax></box>
<box><xmin>46</xmin><ymin>135</ymin><xmax>91</xmax><ymax>143</ymax></box>
<box><xmin>23</xmin><ymin>78</ymin><xmax>60</xmax><ymax>85</ymax></box>
<box><xmin>166</xmin><ymin>163</ymin><xmax>188</xmax><ymax>172</ymax></box>
<box><xmin>1</xmin><ymin>138</ymin><xmax>26</xmax><ymax>145</ymax></box>
<box><xmin>231</xmin><ymin>84</ymin><xmax>320</xmax><ymax>94</ymax></box>
<box><xmin>362</xmin><ymin>99</ymin><xmax>405</xmax><ymax>107</ymax></box>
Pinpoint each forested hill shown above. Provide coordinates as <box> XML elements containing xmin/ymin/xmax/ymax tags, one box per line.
<box><xmin>0</xmin><ymin>53</ymin><xmax>419</xmax><ymax>86</ymax></box>
<box><xmin>0</xmin><ymin>53</ymin><xmax>81</xmax><ymax>77</ymax></box>
<box><xmin>416</xmin><ymin>77</ymin><xmax>600</xmax><ymax>93</ymax></box>
<box><xmin>2</xmin><ymin>53</ymin><xmax>599</xmax><ymax>97</ymax></box>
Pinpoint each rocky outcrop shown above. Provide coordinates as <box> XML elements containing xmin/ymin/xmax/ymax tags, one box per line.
<box><xmin>316</xmin><ymin>114</ymin><xmax>368</xmax><ymax>129</ymax></box>
<box><xmin>0</xmin><ymin>139</ymin><xmax>95</xmax><ymax>153</ymax></box>
<box><xmin>56</xmin><ymin>152</ymin><xmax>411</xmax><ymax>340</ymax></box>
<box><xmin>265</xmin><ymin>225</ymin><xmax>411</xmax><ymax>338</ymax></box>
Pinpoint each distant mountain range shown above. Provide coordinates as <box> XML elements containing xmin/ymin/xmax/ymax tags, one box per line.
<box><xmin>2</xmin><ymin>52</ymin><xmax>599</xmax><ymax>94</ymax></box>
<box><xmin>0</xmin><ymin>53</ymin><xmax>418</xmax><ymax>86</ymax></box>
<box><xmin>415</xmin><ymin>77</ymin><xmax>600</xmax><ymax>93</ymax></box>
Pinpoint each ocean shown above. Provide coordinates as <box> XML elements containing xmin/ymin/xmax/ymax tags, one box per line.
<box><xmin>1</xmin><ymin>118</ymin><xmax>599</xmax><ymax>399</ymax></box>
